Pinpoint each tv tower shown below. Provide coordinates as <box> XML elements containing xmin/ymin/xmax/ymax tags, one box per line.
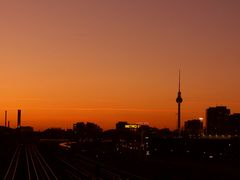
<box><xmin>176</xmin><ymin>71</ymin><xmax>183</xmax><ymax>131</ymax></box>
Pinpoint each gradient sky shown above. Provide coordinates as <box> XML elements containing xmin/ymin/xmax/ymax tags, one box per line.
<box><xmin>0</xmin><ymin>0</ymin><xmax>240</xmax><ymax>130</ymax></box>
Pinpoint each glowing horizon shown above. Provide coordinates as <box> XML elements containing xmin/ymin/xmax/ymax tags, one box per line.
<box><xmin>0</xmin><ymin>1</ymin><xmax>240</xmax><ymax>131</ymax></box>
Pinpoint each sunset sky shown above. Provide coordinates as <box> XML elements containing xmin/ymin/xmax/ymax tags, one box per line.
<box><xmin>0</xmin><ymin>0</ymin><xmax>240</xmax><ymax>130</ymax></box>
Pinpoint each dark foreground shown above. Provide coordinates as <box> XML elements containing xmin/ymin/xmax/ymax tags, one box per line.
<box><xmin>1</xmin><ymin>137</ymin><xmax>240</xmax><ymax>180</ymax></box>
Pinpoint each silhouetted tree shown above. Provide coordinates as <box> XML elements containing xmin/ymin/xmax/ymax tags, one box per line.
<box><xmin>42</xmin><ymin>128</ymin><xmax>66</xmax><ymax>138</ymax></box>
<box><xmin>73</xmin><ymin>122</ymin><xmax>102</xmax><ymax>141</ymax></box>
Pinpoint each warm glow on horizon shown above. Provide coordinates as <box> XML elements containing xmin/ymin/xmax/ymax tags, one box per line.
<box><xmin>0</xmin><ymin>1</ymin><xmax>240</xmax><ymax>131</ymax></box>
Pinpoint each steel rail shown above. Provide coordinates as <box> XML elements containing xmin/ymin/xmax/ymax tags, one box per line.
<box><xmin>34</xmin><ymin>146</ymin><xmax>58</xmax><ymax>180</ymax></box>
<box><xmin>3</xmin><ymin>145</ymin><xmax>21</xmax><ymax>180</ymax></box>
<box><xmin>28</xmin><ymin>145</ymin><xmax>40</xmax><ymax>180</ymax></box>
<box><xmin>25</xmin><ymin>146</ymin><xmax>31</xmax><ymax>180</ymax></box>
<box><xmin>32</xmin><ymin>146</ymin><xmax>51</xmax><ymax>180</ymax></box>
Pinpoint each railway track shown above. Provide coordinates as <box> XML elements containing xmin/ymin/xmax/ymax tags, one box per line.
<box><xmin>3</xmin><ymin>144</ymin><xmax>58</xmax><ymax>180</ymax></box>
<box><xmin>55</xmin><ymin>152</ymin><xmax>146</xmax><ymax>180</ymax></box>
<box><xmin>3</xmin><ymin>143</ymin><xmax>141</xmax><ymax>180</ymax></box>
<box><xmin>56</xmin><ymin>156</ymin><xmax>91</xmax><ymax>180</ymax></box>
<box><xmin>3</xmin><ymin>145</ymin><xmax>21</xmax><ymax>180</ymax></box>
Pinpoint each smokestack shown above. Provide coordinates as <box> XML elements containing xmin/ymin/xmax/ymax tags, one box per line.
<box><xmin>17</xmin><ymin>109</ymin><xmax>21</xmax><ymax>128</ymax></box>
<box><xmin>5</xmin><ymin>111</ymin><xmax>7</xmax><ymax>127</ymax></box>
<box><xmin>8</xmin><ymin>121</ymin><xmax>10</xmax><ymax>128</ymax></box>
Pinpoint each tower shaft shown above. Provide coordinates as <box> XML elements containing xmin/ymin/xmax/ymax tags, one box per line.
<box><xmin>178</xmin><ymin>103</ymin><xmax>181</xmax><ymax>130</ymax></box>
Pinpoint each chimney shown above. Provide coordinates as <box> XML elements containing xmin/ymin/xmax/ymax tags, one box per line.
<box><xmin>5</xmin><ymin>111</ymin><xmax>7</xmax><ymax>127</ymax></box>
<box><xmin>17</xmin><ymin>109</ymin><xmax>21</xmax><ymax>128</ymax></box>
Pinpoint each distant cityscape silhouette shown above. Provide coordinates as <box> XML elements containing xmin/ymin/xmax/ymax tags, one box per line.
<box><xmin>1</xmin><ymin>75</ymin><xmax>240</xmax><ymax>180</ymax></box>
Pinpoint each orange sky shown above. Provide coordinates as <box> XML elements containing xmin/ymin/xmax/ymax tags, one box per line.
<box><xmin>0</xmin><ymin>1</ymin><xmax>240</xmax><ymax>131</ymax></box>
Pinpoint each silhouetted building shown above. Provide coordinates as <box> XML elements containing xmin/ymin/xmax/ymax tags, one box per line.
<box><xmin>73</xmin><ymin>122</ymin><xmax>85</xmax><ymax>135</ymax></box>
<box><xmin>20</xmin><ymin>126</ymin><xmax>34</xmax><ymax>132</ymax></box>
<box><xmin>0</xmin><ymin>126</ymin><xmax>13</xmax><ymax>135</ymax></box>
<box><xmin>158</xmin><ymin>128</ymin><xmax>172</xmax><ymax>138</ymax></box>
<box><xmin>227</xmin><ymin>113</ymin><xmax>240</xmax><ymax>135</ymax></box>
<box><xmin>125</xmin><ymin>124</ymin><xmax>141</xmax><ymax>131</ymax></box>
<box><xmin>17</xmin><ymin>109</ymin><xmax>21</xmax><ymax>128</ymax></box>
<box><xmin>206</xmin><ymin>106</ymin><xmax>230</xmax><ymax>135</ymax></box>
<box><xmin>42</xmin><ymin>128</ymin><xmax>66</xmax><ymax>138</ymax></box>
<box><xmin>184</xmin><ymin>119</ymin><xmax>203</xmax><ymax>135</ymax></box>
<box><xmin>116</xmin><ymin>121</ymin><xmax>128</xmax><ymax>130</ymax></box>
